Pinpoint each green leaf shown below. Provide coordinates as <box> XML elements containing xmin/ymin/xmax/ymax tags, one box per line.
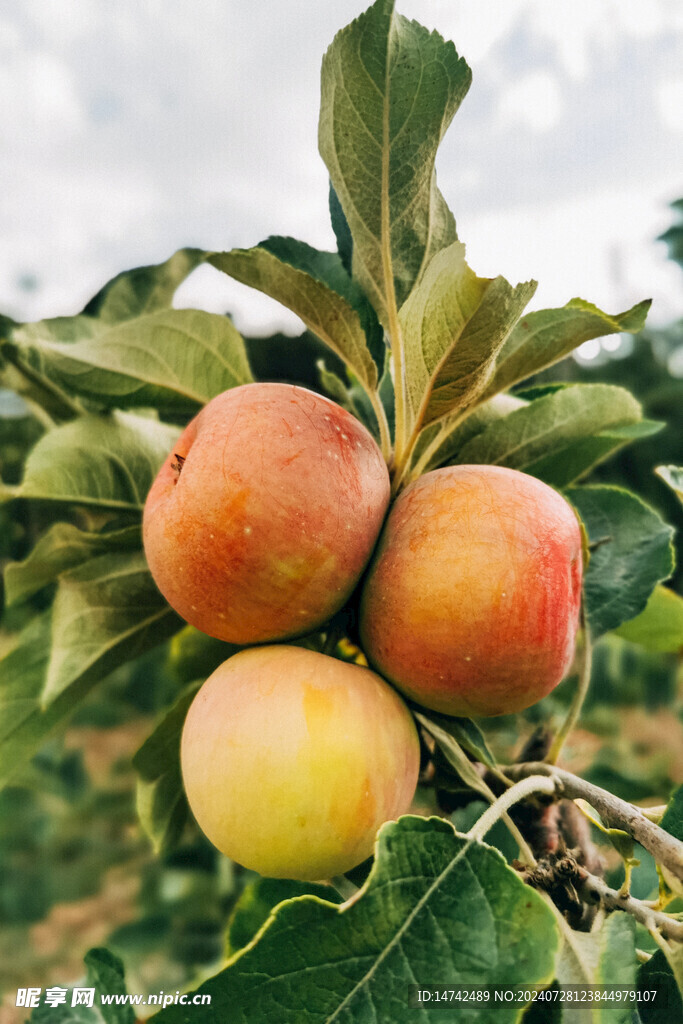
<box><xmin>8</xmin><ymin>314</ymin><xmax>97</xmax><ymax>346</ymax></box>
<box><xmin>29</xmin><ymin>946</ymin><xmax>134</xmax><ymax>1024</ymax></box>
<box><xmin>341</xmin><ymin>355</ymin><xmax>396</xmax><ymax>444</ymax></box>
<box><xmin>454</xmin><ymin>384</ymin><xmax>652</xmax><ymax>486</ymax></box>
<box><xmin>566</xmin><ymin>486</ymin><xmax>675</xmax><ymax>639</ymax></box>
<box><xmin>399</xmin><ymin>240</ymin><xmax>536</xmax><ymax>437</ymax></box>
<box><xmin>243</xmin><ymin>328</ymin><xmax>346</xmax><ymax>389</ymax></box>
<box><xmin>658</xmin><ymin>197</ymin><xmax>683</xmax><ymax>272</ymax></box>
<box><xmin>658</xmin><ymin>787</ymin><xmax>683</xmax><ymax>916</ymax></box>
<box><xmin>84</xmin><ymin>947</ymin><xmax>135</xmax><ymax>1024</ymax></box>
<box><xmin>614</xmin><ymin>586</ymin><xmax>683</xmax><ymax>653</ymax></box>
<box><xmin>209</xmin><ymin>239</ymin><xmax>383</xmax><ymax>392</ymax></box>
<box><xmin>82</xmin><ymin>247</ymin><xmax>207</xmax><ymax>324</ymax></box>
<box><xmin>576</xmin><ymin>797</ymin><xmax>639</xmax><ymax>863</ymax></box>
<box><xmin>12</xmin><ymin>309</ymin><xmax>252</xmax><ymax>416</ymax></box>
<box><xmin>0</xmin><ymin>341</ymin><xmax>86</xmax><ymax>423</ymax></box>
<box><xmin>0</xmin><ymin>614</ymin><xmax>53</xmax><ymax>787</ymax></box>
<box><xmin>552</xmin><ymin>913</ymin><xmax>637</xmax><ymax>1024</ymax></box>
<box><xmin>166</xmin><ymin>624</ymin><xmax>240</xmax><ymax>686</ymax></box>
<box><xmin>43</xmin><ymin>550</ymin><xmax>182</xmax><ymax>706</ymax></box>
<box><xmin>416</xmin><ymin>711</ymin><xmax>495</xmax><ymax>769</ymax></box>
<box><xmin>319</xmin><ymin>0</ymin><xmax>471</xmax><ymax>327</ymax></box>
<box><xmin>329</xmin><ymin>183</ymin><xmax>353</xmax><ymax>276</ymax></box>
<box><xmin>516</xmin><ymin>383</ymin><xmax>568</xmax><ymax>400</ymax></box>
<box><xmin>414</xmin><ymin>713</ymin><xmax>492</xmax><ymax>799</ymax></box>
<box><xmin>656</xmin><ymin>465</ymin><xmax>683</xmax><ymax>506</ymax></box>
<box><xmin>155</xmin><ymin>817</ymin><xmax>558</xmax><ymax>1024</ymax></box>
<box><xmin>483</xmin><ymin>297</ymin><xmax>652</xmax><ymax>399</ymax></box>
<box><xmin>0</xmin><ymin>612</ymin><xmax>122</xmax><ymax>790</ymax></box>
<box><xmin>5</xmin><ymin>411</ymin><xmax>179</xmax><ymax>511</ymax></box>
<box><xmin>0</xmin><ymin>312</ymin><xmax>18</xmax><ymax>340</ymax></box>
<box><xmin>4</xmin><ymin>522</ymin><xmax>141</xmax><ymax>606</ymax></box>
<box><xmin>226</xmin><ymin>878</ymin><xmax>343</xmax><ymax>957</ymax></box>
<box><xmin>641</xmin><ymin>944</ymin><xmax>683</xmax><ymax>1016</ymax></box>
<box><xmin>521</xmin><ymin>420</ymin><xmax>662</xmax><ymax>489</ymax></box>
<box><xmin>660</xmin><ymin>783</ymin><xmax>683</xmax><ymax>844</ymax></box>
<box><xmin>30</xmin><ymin>995</ymin><xmax>100</xmax><ymax>1023</ymax></box>
<box><xmin>520</xmin><ymin>983</ymin><xmax>562</xmax><ymax>1024</ymax></box>
<box><xmin>638</xmin><ymin>949</ymin><xmax>683</xmax><ymax>1023</ymax></box>
<box><xmin>133</xmin><ymin>683</ymin><xmax>201</xmax><ymax>855</ymax></box>
<box><xmin>409</xmin><ymin>393</ymin><xmax>526</xmax><ymax>476</ymax></box>
<box><xmin>595</xmin><ymin>915</ymin><xmax>637</xmax><ymax>1024</ymax></box>
<box><xmin>316</xmin><ymin>360</ymin><xmax>361</xmax><ymax>417</ymax></box>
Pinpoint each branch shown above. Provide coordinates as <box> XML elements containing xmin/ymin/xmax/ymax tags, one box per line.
<box><xmin>506</xmin><ymin>762</ymin><xmax>683</xmax><ymax>885</ymax></box>
<box><xmin>576</xmin><ymin>869</ymin><xmax>683</xmax><ymax>943</ymax></box>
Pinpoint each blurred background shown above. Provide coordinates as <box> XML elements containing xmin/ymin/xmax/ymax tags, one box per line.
<box><xmin>1</xmin><ymin>1</ymin><xmax>682</xmax><ymax>1019</ymax></box>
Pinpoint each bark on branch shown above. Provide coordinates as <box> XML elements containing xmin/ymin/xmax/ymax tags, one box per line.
<box><xmin>576</xmin><ymin>869</ymin><xmax>683</xmax><ymax>943</ymax></box>
<box><xmin>505</xmin><ymin>762</ymin><xmax>683</xmax><ymax>885</ymax></box>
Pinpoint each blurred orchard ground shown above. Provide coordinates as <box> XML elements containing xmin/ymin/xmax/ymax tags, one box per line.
<box><xmin>1</xmin><ymin>2</ymin><xmax>683</xmax><ymax>1020</ymax></box>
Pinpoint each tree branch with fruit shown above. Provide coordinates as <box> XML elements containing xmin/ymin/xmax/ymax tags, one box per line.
<box><xmin>3</xmin><ymin>0</ymin><xmax>683</xmax><ymax>1019</ymax></box>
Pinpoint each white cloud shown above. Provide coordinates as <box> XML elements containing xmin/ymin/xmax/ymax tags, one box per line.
<box><xmin>174</xmin><ymin>265</ymin><xmax>304</xmax><ymax>338</ymax></box>
<box><xmin>22</xmin><ymin>0</ymin><xmax>97</xmax><ymax>44</ymax></box>
<box><xmin>657</xmin><ymin>77</ymin><xmax>683</xmax><ymax>133</ymax></box>
<box><xmin>409</xmin><ymin>0</ymin><xmax>682</xmax><ymax>78</ymax></box>
<box><xmin>0</xmin><ymin>50</ymin><xmax>84</xmax><ymax>140</ymax></box>
<box><xmin>409</xmin><ymin>1</ymin><xmax>527</xmax><ymax>67</ymax></box>
<box><xmin>529</xmin><ymin>0</ymin><xmax>666</xmax><ymax>79</ymax></box>
<box><xmin>496</xmin><ymin>71</ymin><xmax>563</xmax><ymax>133</ymax></box>
<box><xmin>458</xmin><ymin>175</ymin><xmax>683</xmax><ymax>326</ymax></box>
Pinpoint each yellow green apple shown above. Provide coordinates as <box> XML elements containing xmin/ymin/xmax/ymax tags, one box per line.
<box><xmin>180</xmin><ymin>645</ymin><xmax>420</xmax><ymax>879</ymax></box>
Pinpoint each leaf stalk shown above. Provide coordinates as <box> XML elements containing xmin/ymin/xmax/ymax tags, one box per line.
<box><xmin>467</xmin><ymin>775</ymin><xmax>556</xmax><ymax>845</ymax></box>
<box><xmin>547</xmin><ymin>618</ymin><xmax>592</xmax><ymax>765</ymax></box>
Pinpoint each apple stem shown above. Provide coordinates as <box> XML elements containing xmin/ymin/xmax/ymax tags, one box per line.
<box><xmin>546</xmin><ymin>617</ymin><xmax>593</xmax><ymax>766</ymax></box>
<box><xmin>321</xmin><ymin>615</ymin><xmax>347</xmax><ymax>657</ymax></box>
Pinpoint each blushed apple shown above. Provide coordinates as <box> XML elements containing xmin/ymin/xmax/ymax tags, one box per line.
<box><xmin>143</xmin><ymin>383</ymin><xmax>390</xmax><ymax>644</ymax></box>
<box><xmin>359</xmin><ymin>465</ymin><xmax>583</xmax><ymax>717</ymax></box>
<box><xmin>180</xmin><ymin>645</ymin><xmax>420</xmax><ymax>880</ymax></box>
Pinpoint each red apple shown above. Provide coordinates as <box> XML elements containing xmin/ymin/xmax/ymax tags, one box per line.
<box><xmin>359</xmin><ymin>465</ymin><xmax>583</xmax><ymax>717</ymax></box>
<box><xmin>180</xmin><ymin>645</ymin><xmax>420</xmax><ymax>880</ymax></box>
<box><xmin>143</xmin><ymin>383</ymin><xmax>390</xmax><ymax>644</ymax></box>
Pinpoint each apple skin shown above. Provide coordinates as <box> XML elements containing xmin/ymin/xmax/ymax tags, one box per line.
<box><xmin>359</xmin><ymin>465</ymin><xmax>583</xmax><ymax>718</ymax></box>
<box><xmin>143</xmin><ymin>383</ymin><xmax>390</xmax><ymax>644</ymax></box>
<box><xmin>180</xmin><ymin>645</ymin><xmax>420</xmax><ymax>880</ymax></box>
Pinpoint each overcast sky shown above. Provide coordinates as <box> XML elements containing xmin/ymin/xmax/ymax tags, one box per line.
<box><xmin>1</xmin><ymin>0</ymin><xmax>682</xmax><ymax>341</ymax></box>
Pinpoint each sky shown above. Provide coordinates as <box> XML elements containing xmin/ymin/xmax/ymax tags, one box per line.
<box><xmin>1</xmin><ymin>0</ymin><xmax>682</xmax><ymax>344</ymax></box>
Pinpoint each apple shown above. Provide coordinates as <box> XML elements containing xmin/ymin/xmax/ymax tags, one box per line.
<box><xmin>143</xmin><ymin>383</ymin><xmax>390</xmax><ymax>644</ymax></box>
<box><xmin>180</xmin><ymin>645</ymin><xmax>420</xmax><ymax>880</ymax></box>
<box><xmin>359</xmin><ymin>465</ymin><xmax>583</xmax><ymax>717</ymax></box>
